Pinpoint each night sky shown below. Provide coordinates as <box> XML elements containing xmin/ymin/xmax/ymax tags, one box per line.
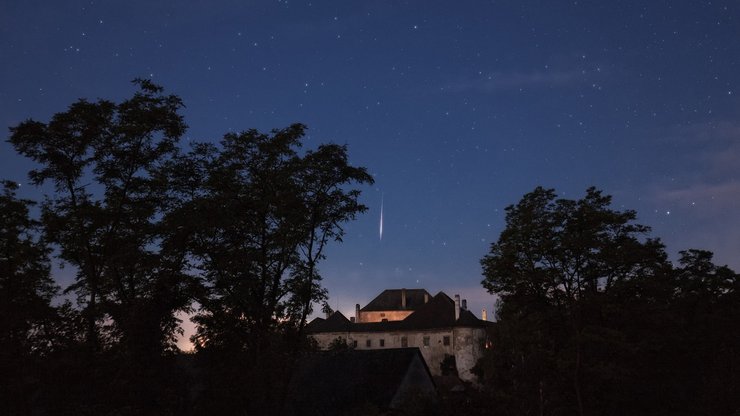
<box><xmin>2</xmin><ymin>1</ymin><xmax>739</xmax><ymax>347</ymax></box>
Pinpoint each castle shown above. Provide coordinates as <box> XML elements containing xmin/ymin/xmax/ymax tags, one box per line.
<box><xmin>305</xmin><ymin>289</ymin><xmax>492</xmax><ymax>382</ymax></box>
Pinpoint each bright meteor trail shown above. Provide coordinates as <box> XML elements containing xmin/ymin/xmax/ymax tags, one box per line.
<box><xmin>379</xmin><ymin>194</ymin><xmax>384</xmax><ymax>241</ymax></box>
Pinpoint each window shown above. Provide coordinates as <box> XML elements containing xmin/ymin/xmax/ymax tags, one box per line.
<box><xmin>366</xmin><ymin>339</ymin><xmax>372</xmax><ymax>347</ymax></box>
<box><xmin>379</xmin><ymin>339</ymin><xmax>385</xmax><ymax>347</ymax></box>
<box><xmin>423</xmin><ymin>336</ymin><xmax>430</xmax><ymax>347</ymax></box>
<box><xmin>352</xmin><ymin>340</ymin><xmax>358</xmax><ymax>348</ymax></box>
<box><xmin>401</xmin><ymin>337</ymin><xmax>408</xmax><ymax>347</ymax></box>
<box><xmin>443</xmin><ymin>336</ymin><xmax>450</xmax><ymax>346</ymax></box>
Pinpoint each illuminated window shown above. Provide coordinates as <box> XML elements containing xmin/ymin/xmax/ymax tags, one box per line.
<box><xmin>401</xmin><ymin>337</ymin><xmax>408</xmax><ymax>347</ymax></box>
<box><xmin>380</xmin><ymin>339</ymin><xmax>385</xmax><ymax>347</ymax></box>
<box><xmin>423</xmin><ymin>336</ymin><xmax>430</xmax><ymax>347</ymax></box>
<box><xmin>443</xmin><ymin>336</ymin><xmax>450</xmax><ymax>346</ymax></box>
<box><xmin>366</xmin><ymin>339</ymin><xmax>371</xmax><ymax>347</ymax></box>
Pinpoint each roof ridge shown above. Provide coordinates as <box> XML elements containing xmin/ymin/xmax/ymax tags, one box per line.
<box><xmin>360</xmin><ymin>288</ymin><xmax>432</xmax><ymax>312</ymax></box>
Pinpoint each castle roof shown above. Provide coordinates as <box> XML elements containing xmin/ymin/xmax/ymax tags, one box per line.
<box><xmin>360</xmin><ymin>288</ymin><xmax>431</xmax><ymax>311</ymax></box>
<box><xmin>306</xmin><ymin>291</ymin><xmax>492</xmax><ymax>334</ymax></box>
<box><xmin>401</xmin><ymin>292</ymin><xmax>482</xmax><ymax>329</ymax></box>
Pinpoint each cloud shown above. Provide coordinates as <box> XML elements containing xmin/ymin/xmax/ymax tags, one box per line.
<box><xmin>655</xmin><ymin>181</ymin><xmax>740</xmax><ymax>215</ymax></box>
<box><xmin>657</xmin><ymin>120</ymin><xmax>740</xmax><ymax>175</ymax></box>
<box><xmin>648</xmin><ymin>118</ymin><xmax>740</xmax><ymax>269</ymax></box>
<box><xmin>653</xmin><ymin>118</ymin><xmax>740</xmax><ymax>211</ymax></box>
<box><xmin>664</xmin><ymin>119</ymin><xmax>740</xmax><ymax>145</ymax></box>
<box><xmin>707</xmin><ymin>141</ymin><xmax>740</xmax><ymax>177</ymax></box>
<box><xmin>446</xmin><ymin>69</ymin><xmax>583</xmax><ymax>93</ymax></box>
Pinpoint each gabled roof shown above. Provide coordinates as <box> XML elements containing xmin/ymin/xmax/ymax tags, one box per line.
<box><xmin>361</xmin><ymin>288</ymin><xmax>431</xmax><ymax>311</ymax></box>
<box><xmin>400</xmin><ymin>291</ymin><xmax>488</xmax><ymax>330</ymax></box>
<box><xmin>283</xmin><ymin>348</ymin><xmax>436</xmax><ymax>415</ymax></box>
<box><xmin>305</xmin><ymin>310</ymin><xmax>351</xmax><ymax>333</ymax></box>
<box><xmin>306</xmin><ymin>291</ymin><xmax>492</xmax><ymax>334</ymax></box>
<box><xmin>399</xmin><ymin>291</ymin><xmax>457</xmax><ymax>329</ymax></box>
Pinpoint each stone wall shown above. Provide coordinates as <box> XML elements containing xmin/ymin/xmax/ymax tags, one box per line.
<box><xmin>357</xmin><ymin>310</ymin><xmax>414</xmax><ymax>323</ymax></box>
<box><xmin>452</xmin><ymin>327</ymin><xmax>486</xmax><ymax>382</ymax></box>
<box><xmin>310</xmin><ymin>326</ymin><xmax>486</xmax><ymax>382</ymax></box>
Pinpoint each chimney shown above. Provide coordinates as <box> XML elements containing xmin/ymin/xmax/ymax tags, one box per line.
<box><xmin>350</xmin><ymin>317</ymin><xmax>355</xmax><ymax>323</ymax></box>
<box><xmin>401</xmin><ymin>288</ymin><xmax>407</xmax><ymax>309</ymax></box>
<box><xmin>462</xmin><ymin>299</ymin><xmax>467</xmax><ymax>311</ymax></box>
<box><xmin>482</xmin><ymin>308</ymin><xmax>488</xmax><ymax>321</ymax></box>
<box><xmin>424</xmin><ymin>292</ymin><xmax>429</xmax><ymax>303</ymax></box>
<box><xmin>355</xmin><ymin>304</ymin><xmax>361</xmax><ymax>323</ymax></box>
<box><xmin>454</xmin><ymin>294</ymin><xmax>460</xmax><ymax>321</ymax></box>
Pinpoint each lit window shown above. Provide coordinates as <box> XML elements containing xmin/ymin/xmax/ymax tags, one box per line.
<box><xmin>443</xmin><ymin>336</ymin><xmax>450</xmax><ymax>346</ymax></box>
<box><xmin>423</xmin><ymin>336</ymin><xmax>430</xmax><ymax>347</ymax></box>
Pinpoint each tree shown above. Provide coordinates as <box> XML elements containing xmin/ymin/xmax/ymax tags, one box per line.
<box><xmin>0</xmin><ymin>180</ymin><xmax>57</xmax><ymax>353</ymax></box>
<box><xmin>8</xmin><ymin>80</ymin><xmax>194</xmax><ymax>413</ymax></box>
<box><xmin>669</xmin><ymin>250</ymin><xmax>739</xmax><ymax>414</ymax></box>
<box><xmin>165</xmin><ymin>124</ymin><xmax>372</xmax><ymax>353</ymax></box>
<box><xmin>480</xmin><ymin>187</ymin><xmax>671</xmax><ymax>415</ymax></box>
<box><xmin>0</xmin><ymin>180</ymin><xmax>58</xmax><ymax>414</ymax></box>
<box><xmin>9</xmin><ymin>79</ymin><xmax>190</xmax><ymax>355</ymax></box>
<box><xmin>163</xmin><ymin>123</ymin><xmax>372</xmax><ymax>414</ymax></box>
<box><xmin>285</xmin><ymin>141</ymin><xmax>374</xmax><ymax>335</ymax></box>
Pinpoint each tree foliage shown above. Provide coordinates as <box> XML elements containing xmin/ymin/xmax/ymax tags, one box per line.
<box><xmin>161</xmin><ymin>124</ymin><xmax>373</xmax><ymax>414</ymax></box>
<box><xmin>0</xmin><ymin>181</ymin><xmax>58</xmax><ymax>414</ymax></box>
<box><xmin>163</xmin><ymin>124</ymin><xmax>373</xmax><ymax>353</ymax></box>
<box><xmin>7</xmin><ymin>81</ymin><xmax>196</xmax><ymax>414</ymax></box>
<box><xmin>478</xmin><ymin>186</ymin><xmax>739</xmax><ymax>415</ymax></box>
<box><xmin>0</xmin><ymin>181</ymin><xmax>57</xmax><ymax>352</ymax></box>
<box><xmin>9</xmin><ymin>79</ymin><xmax>191</xmax><ymax>359</ymax></box>
<box><xmin>6</xmin><ymin>81</ymin><xmax>374</xmax><ymax>414</ymax></box>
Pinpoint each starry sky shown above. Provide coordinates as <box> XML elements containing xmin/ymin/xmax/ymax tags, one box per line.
<box><xmin>2</xmin><ymin>1</ymin><xmax>739</xmax><ymax>343</ymax></box>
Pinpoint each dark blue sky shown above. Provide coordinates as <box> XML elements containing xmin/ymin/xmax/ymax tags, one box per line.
<box><xmin>2</xmin><ymin>1</ymin><xmax>739</xmax><ymax>336</ymax></box>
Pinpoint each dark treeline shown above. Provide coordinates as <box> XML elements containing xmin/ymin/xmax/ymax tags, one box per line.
<box><xmin>475</xmin><ymin>187</ymin><xmax>739</xmax><ymax>416</ymax></box>
<box><xmin>2</xmin><ymin>82</ymin><xmax>738</xmax><ymax>416</ymax></box>
<box><xmin>1</xmin><ymin>81</ymin><xmax>373</xmax><ymax>415</ymax></box>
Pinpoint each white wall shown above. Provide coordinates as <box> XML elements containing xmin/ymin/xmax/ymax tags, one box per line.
<box><xmin>311</xmin><ymin>326</ymin><xmax>487</xmax><ymax>383</ymax></box>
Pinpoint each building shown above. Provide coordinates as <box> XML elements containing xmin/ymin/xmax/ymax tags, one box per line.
<box><xmin>355</xmin><ymin>288</ymin><xmax>432</xmax><ymax>323</ymax></box>
<box><xmin>305</xmin><ymin>289</ymin><xmax>492</xmax><ymax>383</ymax></box>
<box><xmin>282</xmin><ymin>348</ymin><xmax>437</xmax><ymax>415</ymax></box>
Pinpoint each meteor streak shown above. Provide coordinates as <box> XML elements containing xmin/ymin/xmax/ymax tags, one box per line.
<box><xmin>379</xmin><ymin>194</ymin><xmax>384</xmax><ymax>241</ymax></box>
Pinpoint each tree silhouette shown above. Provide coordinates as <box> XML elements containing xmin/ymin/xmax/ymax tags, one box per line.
<box><xmin>8</xmin><ymin>80</ymin><xmax>196</xmax><ymax>414</ymax></box>
<box><xmin>162</xmin><ymin>124</ymin><xmax>373</xmax><ymax>414</ymax></box>
<box><xmin>478</xmin><ymin>187</ymin><xmax>739</xmax><ymax>415</ymax></box>
<box><xmin>0</xmin><ymin>180</ymin><xmax>58</xmax><ymax>414</ymax></box>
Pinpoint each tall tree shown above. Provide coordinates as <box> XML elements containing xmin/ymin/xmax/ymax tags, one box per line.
<box><xmin>285</xmin><ymin>141</ymin><xmax>373</xmax><ymax>334</ymax></box>
<box><xmin>167</xmin><ymin>123</ymin><xmax>372</xmax><ymax>352</ymax></box>
<box><xmin>164</xmin><ymin>124</ymin><xmax>372</xmax><ymax>414</ymax></box>
<box><xmin>0</xmin><ymin>180</ymin><xmax>57</xmax><ymax>414</ymax></box>
<box><xmin>0</xmin><ymin>180</ymin><xmax>56</xmax><ymax>355</ymax></box>
<box><xmin>8</xmin><ymin>79</ymin><xmax>191</xmax><ymax>359</ymax></box>
<box><xmin>480</xmin><ymin>187</ymin><xmax>670</xmax><ymax>415</ymax></box>
<box><xmin>669</xmin><ymin>249</ymin><xmax>739</xmax><ymax>414</ymax></box>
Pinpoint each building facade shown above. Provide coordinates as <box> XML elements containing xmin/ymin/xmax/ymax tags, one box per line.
<box><xmin>306</xmin><ymin>290</ymin><xmax>492</xmax><ymax>383</ymax></box>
